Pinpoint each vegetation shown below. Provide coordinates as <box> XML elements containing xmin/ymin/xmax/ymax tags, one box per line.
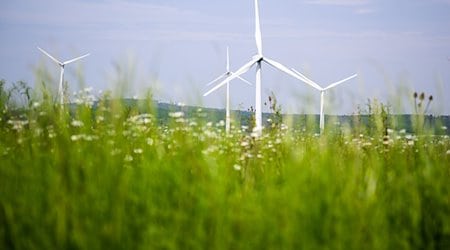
<box><xmin>0</xmin><ymin>80</ymin><xmax>449</xmax><ymax>249</ymax></box>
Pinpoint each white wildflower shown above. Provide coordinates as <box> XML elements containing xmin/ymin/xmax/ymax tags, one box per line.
<box><xmin>124</xmin><ymin>154</ymin><xmax>133</xmax><ymax>162</ymax></box>
<box><xmin>48</xmin><ymin>131</ymin><xmax>56</xmax><ymax>138</ymax></box>
<box><xmin>251</xmin><ymin>132</ymin><xmax>259</xmax><ymax>138</ymax></box>
<box><xmin>175</xmin><ymin>118</ymin><xmax>185</xmax><ymax>123</ymax></box>
<box><xmin>111</xmin><ymin>148</ymin><xmax>121</xmax><ymax>156</ymax></box>
<box><xmin>71</xmin><ymin>135</ymin><xmax>81</xmax><ymax>141</ymax></box>
<box><xmin>84</xmin><ymin>135</ymin><xmax>97</xmax><ymax>141</ymax></box>
<box><xmin>96</xmin><ymin>116</ymin><xmax>105</xmax><ymax>123</ymax></box>
<box><xmin>8</xmin><ymin>120</ymin><xmax>28</xmax><ymax>131</ymax></box>
<box><xmin>147</xmin><ymin>138</ymin><xmax>154</xmax><ymax>146</ymax></box>
<box><xmin>233</xmin><ymin>164</ymin><xmax>241</xmax><ymax>171</ymax></box>
<box><xmin>169</xmin><ymin>111</ymin><xmax>184</xmax><ymax>118</ymax></box>
<box><xmin>133</xmin><ymin>148</ymin><xmax>143</xmax><ymax>154</ymax></box>
<box><xmin>382</xmin><ymin>137</ymin><xmax>393</xmax><ymax>145</ymax></box>
<box><xmin>446</xmin><ymin>150</ymin><xmax>450</xmax><ymax>155</ymax></box>
<box><xmin>71</xmin><ymin>120</ymin><xmax>84</xmax><ymax>127</ymax></box>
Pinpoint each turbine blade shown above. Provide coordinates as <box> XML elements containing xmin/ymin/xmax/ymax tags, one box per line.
<box><xmin>255</xmin><ymin>0</ymin><xmax>263</xmax><ymax>55</ymax></box>
<box><xmin>291</xmin><ymin>68</ymin><xmax>323</xmax><ymax>90</ymax></box>
<box><xmin>226</xmin><ymin>46</ymin><xmax>230</xmax><ymax>72</ymax></box>
<box><xmin>323</xmin><ymin>74</ymin><xmax>358</xmax><ymax>91</ymax></box>
<box><xmin>63</xmin><ymin>53</ymin><xmax>90</xmax><ymax>65</ymax></box>
<box><xmin>264</xmin><ymin>57</ymin><xmax>322</xmax><ymax>90</ymax></box>
<box><xmin>236</xmin><ymin>75</ymin><xmax>253</xmax><ymax>86</ymax></box>
<box><xmin>37</xmin><ymin>47</ymin><xmax>62</xmax><ymax>65</ymax></box>
<box><xmin>205</xmin><ymin>72</ymin><xmax>227</xmax><ymax>87</ymax></box>
<box><xmin>204</xmin><ymin>58</ymin><xmax>258</xmax><ymax>97</ymax></box>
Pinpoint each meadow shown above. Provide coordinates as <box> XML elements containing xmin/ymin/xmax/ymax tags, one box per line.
<box><xmin>0</xmin><ymin>81</ymin><xmax>449</xmax><ymax>249</ymax></box>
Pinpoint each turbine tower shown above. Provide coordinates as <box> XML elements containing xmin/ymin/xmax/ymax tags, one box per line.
<box><xmin>38</xmin><ymin>47</ymin><xmax>90</xmax><ymax>105</ymax></box>
<box><xmin>204</xmin><ymin>0</ymin><xmax>319</xmax><ymax>135</ymax></box>
<box><xmin>204</xmin><ymin>47</ymin><xmax>252</xmax><ymax>133</ymax></box>
<box><xmin>292</xmin><ymin>69</ymin><xmax>357</xmax><ymax>133</ymax></box>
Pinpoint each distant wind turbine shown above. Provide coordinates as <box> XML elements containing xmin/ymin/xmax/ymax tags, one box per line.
<box><xmin>38</xmin><ymin>47</ymin><xmax>90</xmax><ymax>105</ymax></box>
<box><xmin>203</xmin><ymin>0</ymin><xmax>318</xmax><ymax>135</ymax></box>
<box><xmin>204</xmin><ymin>47</ymin><xmax>252</xmax><ymax>133</ymax></box>
<box><xmin>292</xmin><ymin>68</ymin><xmax>357</xmax><ymax>133</ymax></box>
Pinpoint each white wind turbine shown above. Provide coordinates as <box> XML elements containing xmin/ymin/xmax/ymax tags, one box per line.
<box><xmin>204</xmin><ymin>47</ymin><xmax>252</xmax><ymax>133</ymax></box>
<box><xmin>38</xmin><ymin>47</ymin><xmax>90</xmax><ymax>105</ymax></box>
<box><xmin>292</xmin><ymin>68</ymin><xmax>357</xmax><ymax>133</ymax></box>
<box><xmin>203</xmin><ymin>0</ymin><xmax>319</xmax><ymax>135</ymax></box>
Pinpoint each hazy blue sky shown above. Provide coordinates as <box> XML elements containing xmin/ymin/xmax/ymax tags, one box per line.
<box><xmin>1</xmin><ymin>0</ymin><xmax>449</xmax><ymax>114</ymax></box>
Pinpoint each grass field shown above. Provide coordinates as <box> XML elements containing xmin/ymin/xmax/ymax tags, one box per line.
<box><xmin>0</xmin><ymin>83</ymin><xmax>449</xmax><ymax>249</ymax></box>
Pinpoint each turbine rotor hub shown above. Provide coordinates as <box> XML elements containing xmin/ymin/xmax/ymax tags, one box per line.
<box><xmin>253</xmin><ymin>55</ymin><xmax>263</xmax><ymax>62</ymax></box>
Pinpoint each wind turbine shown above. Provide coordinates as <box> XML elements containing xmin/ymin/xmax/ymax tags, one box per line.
<box><xmin>204</xmin><ymin>47</ymin><xmax>252</xmax><ymax>133</ymax></box>
<box><xmin>203</xmin><ymin>0</ymin><xmax>319</xmax><ymax>135</ymax></box>
<box><xmin>292</xmin><ymin>68</ymin><xmax>357</xmax><ymax>133</ymax></box>
<box><xmin>38</xmin><ymin>47</ymin><xmax>90</xmax><ymax>105</ymax></box>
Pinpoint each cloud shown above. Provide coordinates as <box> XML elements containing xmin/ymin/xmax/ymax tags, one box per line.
<box><xmin>303</xmin><ymin>0</ymin><xmax>370</xmax><ymax>6</ymax></box>
<box><xmin>354</xmin><ymin>8</ymin><xmax>376</xmax><ymax>14</ymax></box>
<box><xmin>432</xmin><ymin>0</ymin><xmax>450</xmax><ymax>4</ymax></box>
<box><xmin>303</xmin><ymin>0</ymin><xmax>375</xmax><ymax>14</ymax></box>
<box><xmin>0</xmin><ymin>0</ymin><xmax>249</xmax><ymax>42</ymax></box>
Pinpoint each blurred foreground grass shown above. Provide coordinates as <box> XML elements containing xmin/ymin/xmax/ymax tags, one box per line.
<box><xmin>0</xmin><ymin>82</ymin><xmax>449</xmax><ymax>250</ymax></box>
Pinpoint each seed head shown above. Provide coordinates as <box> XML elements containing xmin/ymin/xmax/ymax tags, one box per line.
<box><xmin>429</xmin><ymin>95</ymin><xmax>433</xmax><ymax>101</ymax></box>
<box><xmin>419</xmin><ymin>92</ymin><xmax>425</xmax><ymax>101</ymax></box>
<box><xmin>413</xmin><ymin>92</ymin><xmax>418</xmax><ymax>98</ymax></box>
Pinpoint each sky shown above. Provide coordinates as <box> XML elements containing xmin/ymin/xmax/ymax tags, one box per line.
<box><xmin>1</xmin><ymin>0</ymin><xmax>449</xmax><ymax>115</ymax></box>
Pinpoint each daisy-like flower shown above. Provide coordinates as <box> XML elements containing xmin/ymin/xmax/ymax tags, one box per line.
<box><xmin>168</xmin><ymin>112</ymin><xmax>184</xmax><ymax>118</ymax></box>
<box><xmin>71</xmin><ymin>120</ymin><xmax>84</xmax><ymax>127</ymax></box>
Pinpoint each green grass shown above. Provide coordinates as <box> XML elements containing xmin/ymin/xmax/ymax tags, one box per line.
<box><xmin>0</xmin><ymin>90</ymin><xmax>449</xmax><ymax>249</ymax></box>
